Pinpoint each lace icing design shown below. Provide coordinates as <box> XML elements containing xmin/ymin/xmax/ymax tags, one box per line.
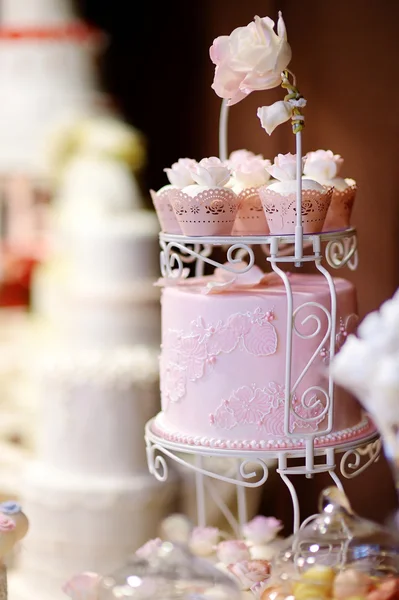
<box><xmin>210</xmin><ymin>382</ymin><xmax>325</xmax><ymax>434</ymax></box>
<box><xmin>161</xmin><ymin>308</ymin><xmax>277</xmax><ymax>408</ymax></box>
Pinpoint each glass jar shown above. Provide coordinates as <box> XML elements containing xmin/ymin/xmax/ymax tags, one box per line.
<box><xmin>97</xmin><ymin>540</ymin><xmax>241</xmax><ymax>600</ymax></box>
<box><xmin>263</xmin><ymin>486</ymin><xmax>399</xmax><ymax>600</ymax></box>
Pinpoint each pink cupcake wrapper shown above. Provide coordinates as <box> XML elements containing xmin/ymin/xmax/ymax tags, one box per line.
<box><xmin>150</xmin><ymin>189</ymin><xmax>182</xmax><ymax>234</ymax></box>
<box><xmin>170</xmin><ymin>188</ymin><xmax>241</xmax><ymax>236</ymax></box>
<box><xmin>232</xmin><ymin>187</ymin><xmax>270</xmax><ymax>235</ymax></box>
<box><xmin>259</xmin><ymin>186</ymin><xmax>333</xmax><ymax>235</ymax></box>
<box><xmin>323</xmin><ymin>182</ymin><xmax>357</xmax><ymax>231</ymax></box>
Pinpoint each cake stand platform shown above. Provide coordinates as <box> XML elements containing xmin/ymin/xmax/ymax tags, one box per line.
<box><xmin>146</xmin><ymin>417</ymin><xmax>381</xmax><ymax>534</ymax></box>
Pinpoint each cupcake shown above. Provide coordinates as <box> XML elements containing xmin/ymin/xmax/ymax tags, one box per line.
<box><xmin>150</xmin><ymin>158</ymin><xmax>198</xmax><ymax>234</ymax></box>
<box><xmin>0</xmin><ymin>501</ymin><xmax>29</xmax><ymax>542</ymax></box>
<box><xmin>259</xmin><ymin>153</ymin><xmax>333</xmax><ymax>234</ymax></box>
<box><xmin>170</xmin><ymin>157</ymin><xmax>240</xmax><ymax>236</ymax></box>
<box><xmin>303</xmin><ymin>149</ymin><xmax>357</xmax><ymax>231</ymax></box>
<box><xmin>226</xmin><ymin>149</ymin><xmax>272</xmax><ymax>235</ymax></box>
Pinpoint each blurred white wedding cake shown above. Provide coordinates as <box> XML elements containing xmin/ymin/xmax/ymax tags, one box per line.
<box><xmin>9</xmin><ymin>67</ymin><xmax>177</xmax><ymax>600</ymax></box>
<box><xmin>0</xmin><ymin>0</ymin><xmax>106</xmax><ymax>291</ymax></box>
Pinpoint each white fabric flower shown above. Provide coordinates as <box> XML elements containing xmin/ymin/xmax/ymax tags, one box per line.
<box><xmin>190</xmin><ymin>157</ymin><xmax>231</xmax><ymax>187</ymax></box>
<box><xmin>164</xmin><ymin>158</ymin><xmax>198</xmax><ymax>188</ymax></box>
<box><xmin>257</xmin><ymin>98</ymin><xmax>306</xmax><ymax>135</ymax></box>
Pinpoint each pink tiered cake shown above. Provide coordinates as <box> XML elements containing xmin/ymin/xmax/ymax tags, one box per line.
<box><xmin>153</xmin><ymin>272</ymin><xmax>374</xmax><ymax>451</ymax></box>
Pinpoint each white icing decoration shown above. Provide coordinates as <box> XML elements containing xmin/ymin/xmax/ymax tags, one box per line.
<box><xmin>161</xmin><ymin>309</ymin><xmax>277</xmax><ymax>406</ymax></box>
<box><xmin>210</xmin><ymin>382</ymin><xmax>326</xmax><ymax>433</ymax></box>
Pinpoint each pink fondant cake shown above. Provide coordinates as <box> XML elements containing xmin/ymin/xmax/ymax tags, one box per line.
<box><xmin>153</xmin><ymin>272</ymin><xmax>375</xmax><ymax>450</ymax></box>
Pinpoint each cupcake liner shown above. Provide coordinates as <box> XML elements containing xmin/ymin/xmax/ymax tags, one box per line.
<box><xmin>259</xmin><ymin>186</ymin><xmax>333</xmax><ymax>234</ymax></box>
<box><xmin>170</xmin><ymin>188</ymin><xmax>241</xmax><ymax>236</ymax></box>
<box><xmin>150</xmin><ymin>189</ymin><xmax>182</xmax><ymax>234</ymax></box>
<box><xmin>232</xmin><ymin>187</ymin><xmax>270</xmax><ymax>235</ymax></box>
<box><xmin>323</xmin><ymin>180</ymin><xmax>357</xmax><ymax>231</ymax></box>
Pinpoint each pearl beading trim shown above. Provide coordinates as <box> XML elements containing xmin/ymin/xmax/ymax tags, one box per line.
<box><xmin>152</xmin><ymin>414</ymin><xmax>376</xmax><ymax>451</ymax></box>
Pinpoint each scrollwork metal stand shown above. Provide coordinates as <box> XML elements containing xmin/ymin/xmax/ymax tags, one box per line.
<box><xmin>146</xmin><ymin>227</ymin><xmax>380</xmax><ymax>535</ymax></box>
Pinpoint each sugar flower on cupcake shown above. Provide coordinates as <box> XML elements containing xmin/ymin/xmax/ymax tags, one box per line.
<box><xmin>304</xmin><ymin>149</ymin><xmax>357</xmax><ymax>231</ymax></box>
<box><xmin>226</xmin><ymin>149</ymin><xmax>272</xmax><ymax>235</ymax></box>
<box><xmin>164</xmin><ymin>158</ymin><xmax>199</xmax><ymax>189</ymax></box>
<box><xmin>170</xmin><ymin>157</ymin><xmax>240</xmax><ymax>236</ymax></box>
<box><xmin>226</xmin><ymin>150</ymin><xmax>271</xmax><ymax>193</ymax></box>
<box><xmin>151</xmin><ymin>158</ymin><xmax>199</xmax><ymax>234</ymax></box>
<box><xmin>258</xmin><ymin>152</ymin><xmax>333</xmax><ymax>234</ymax></box>
<box><xmin>266</xmin><ymin>152</ymin><xmax>321</xmax><ymax>194</ymax></box>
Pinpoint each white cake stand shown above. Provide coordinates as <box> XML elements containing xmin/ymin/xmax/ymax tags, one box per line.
<box><xmin>145</xmin><ymin>228</ymin><xmax>381</xmax><ymax>534</ymax></box>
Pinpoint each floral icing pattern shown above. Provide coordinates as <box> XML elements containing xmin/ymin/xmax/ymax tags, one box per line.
<box><xmin>161</xmin><ymin>308</ymin><xmax>277</xmax><ymax>408</ymax></box>
<box><xmin>210</xmin><ymin>382</ymin><xmax>326</xmax><ymax>434</ymax></box>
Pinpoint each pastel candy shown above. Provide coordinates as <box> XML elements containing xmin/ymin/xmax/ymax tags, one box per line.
<box><xmin>293</xmin><ymin>581</ymin><xmax>330</xmax><ymax>600</ymax></box>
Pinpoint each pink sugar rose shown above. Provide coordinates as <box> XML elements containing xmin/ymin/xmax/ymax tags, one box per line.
<box><xmin>0</xmin><ymin>514</ymin><xmax>16</xmax><ymax>533</ymax></box>
<box><xmin>227</xmin><ymin>559</ymin><xmax>270</xmax><ymax>591</ymax></box>
<box><xmin>210</xmin><ymin>13</ymin><xmax>292</xmax><ymax>106</ymax></box>
<box><xmin>216</xmin><ymin>539</ymin><xmax>251</xmax><ymax>565</ymax></box>
<box><xmin>189</xmin><ymin>526</ymin><xmax>220</xmax><ymax>557</ymax></box>
<box><xmin>266</xmin><ymin>152</ymin><xmax>302</xmax><ymax>181</ymax></box>
<box><xmin>304</xmin><ymin>149</ymin><xmax>344</xmax><ymax>182</ymax></box>
<box><xmin>189</xmin><ymin>157</ymin><xmax>231</xmax><ymax>187</ymax></box>
<box><xmin>242</xmin><ymin>515</ymin><xmax>283</xmax><ymax>544</ymax></box>
<box><xmin>164</xmin><ymin>158</ymin><xmax>198</xmax><ymax>188</ymax></box>
<box><xmin>135</xmin><ymin>537</ymin><xmax>163</xmax><ymax>559</ymax></box>
<box><xmin>62</xmin><ymin>572</ymin><xmax>102</xmax><ymax>600</ymax></box>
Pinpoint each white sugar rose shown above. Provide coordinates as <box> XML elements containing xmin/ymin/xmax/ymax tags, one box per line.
<box><xmin>189</xmin><ymin>527</ymin><xmax>220</xmax><ymax>557</ymax></box>
<box><xmin>210</xmin><ymin>13</ymin><xmax>292</xmax><ymax>106</ymax></box>
<box><xmin>242</xmin><ymin>516</ymin><xmax>283</xmax><ymax>544</ymax></box>
<box><xmin>189</xmin><ymin>157</ymin><xmax>231</xmax><ymax>187</ymax></box>
<box><xmin>303</xmin><ymin>149</ymin><xmax>344</xmax><ymax>182</ymax></box>
<box><xmin>228</xmin><ymin>149</ymin><xmax>260</xmax><ymax>166</ymax></box>
<box><xmin>267</xmin><ymin>153</ymin><xmax>301</xmax><ymax>181</ymax></box>
<box><xmin>164</xmin><ymin>158</ymin><xmax>198</xmax><ymax>188</ymax></box>
<box><xmin>232</xmin><ymin>155</ymin><xmax>271</xmax><ymax>190</ymax></box>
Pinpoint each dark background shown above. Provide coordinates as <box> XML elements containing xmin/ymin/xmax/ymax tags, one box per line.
<box><xmin>76</xmin><ymin>0</ymin><xmax>399</xmax><ymax>529</ymax></box>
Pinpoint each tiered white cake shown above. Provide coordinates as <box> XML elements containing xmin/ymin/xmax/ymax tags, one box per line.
<box><xmin>9</xmin><ymin>119</ymin><xmax>177</xmax><ymax>599</ymax></box>
<box><xmin>0</xmin><ymin>0</ymin><xmax>103</xmax><ymax>176</ymax></box>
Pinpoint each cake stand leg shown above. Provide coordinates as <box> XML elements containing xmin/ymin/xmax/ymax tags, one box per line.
<box><xmin>195</xmin><ymin>454</ymin><xmax>207</xmax><ymax>527</ymax></box>
<box><xmin>0</xmin><ymin>563</ymin><xmax>7</xmax><ymax>600</ymax></box>
<box><xmin>278</xmin><ymin>454</ymin><xmax>301</xmax><ymax>533</ymax></box>
<box><xmin>236</xmin><ymin>459</ymin><xmax>248</xmax><ymax>528</ymax></box>
<box><xmin>326</xmin><ymin>448</ymin><xmax>345</xmax><ymax>492</ymax></box>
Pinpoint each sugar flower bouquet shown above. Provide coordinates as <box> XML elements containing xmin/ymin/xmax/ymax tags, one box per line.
<box><xmin>330</xmin><ymin>289</ymin><xmax>399</xmax><ymax>467</ymax></box>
